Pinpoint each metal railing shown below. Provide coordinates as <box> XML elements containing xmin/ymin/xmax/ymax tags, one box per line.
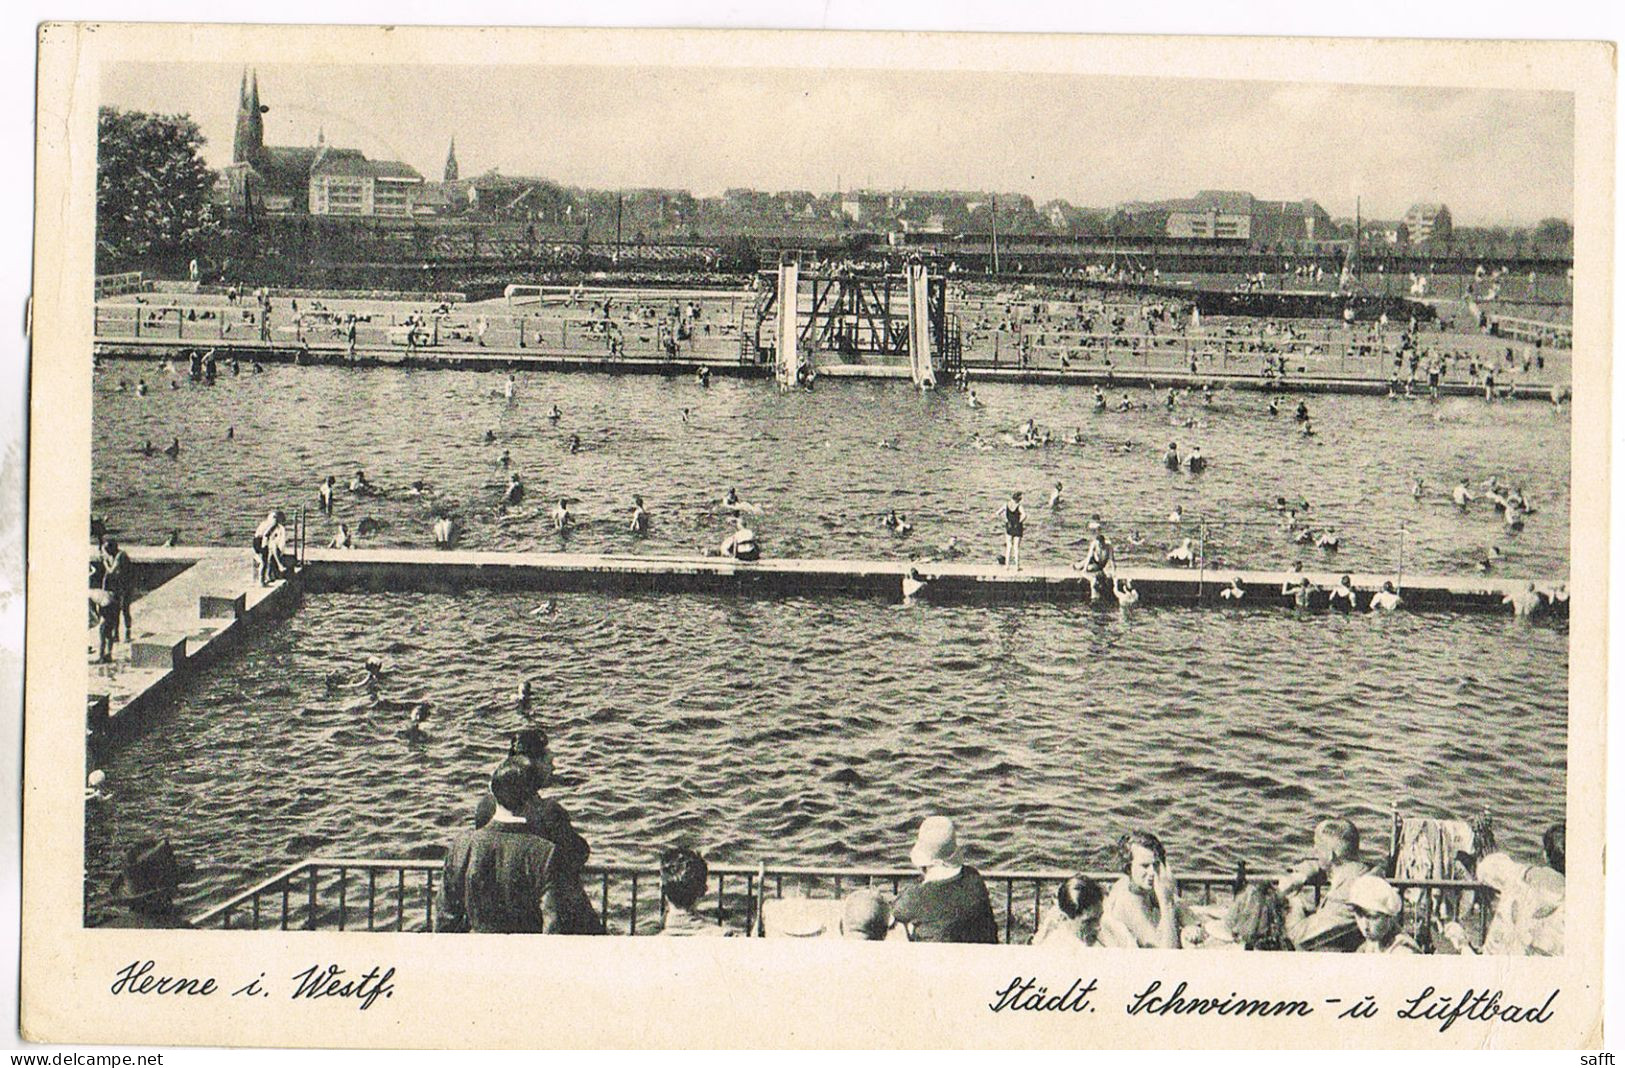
<box><xmin>190</xmin><ymin>857</ymin><xmax>1491</xmax><ymax>947</ymax></box>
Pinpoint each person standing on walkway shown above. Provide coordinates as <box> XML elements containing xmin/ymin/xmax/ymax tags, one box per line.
<box><xmin>1000</xmin><ymin>491</ymin><xmax>1027</xmax><ymax>571</ymax></box>
<box><xmin>100</xmin><ymin>538</ymin><xmax>133</xmax><ymax>642</ymax></box>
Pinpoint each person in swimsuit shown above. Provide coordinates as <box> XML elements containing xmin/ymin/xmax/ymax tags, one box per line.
<box><xmin>551</xmin><ymin>498</ymin><xmax>574</xmax><ymax>533</ymax></box>
<box><xmin>1328</xmin><ymin>574</ymin><xmax>1357</xmax><ymax>611</ymax></box>
<box><xmin>721</xmin><ymin>516</ymin><xmax>759</xmax><ymax>561</ymax></box>
<box><xmin>1166</xmin><ymin>538</ymin><xmax>1196</xmax><ymax>566</ymax></box>
<box><xmin>1186</xmin><ymin>447</ymin><xmax>1207</xmax><ymax>473</ymax></box>
<box><xmin>1000</xmin><ymin>492</ymin><xmax>1026</xmax><ymax>571</ymax></box>
<box><xmin>1163</xmin><ymin>443</ymin><xmax>1181</xmax><ymax>471</ymax></box>
<box><xmin>319</xmin><ymin>476</ymin><xmax>335</xmax><ymax>515</ymax></box>
<box><xmin>630</xmin><ymin>495</ymin><xmax>650</xmax><ymax>536</ymax></box>
<box><xmin>1219</xmin><ymin>577</ymin><xmax>1245</xmax><ymax>602</ymax></box>
<box><xmin>504</xmin><ymin>474</ymin><xmax>525</xmax><ymax>507</ymax></box>
<box><xmin>1369</xmin><ymin>581</ymin><xmax>1403</xmax><ymax>611</ymax></box>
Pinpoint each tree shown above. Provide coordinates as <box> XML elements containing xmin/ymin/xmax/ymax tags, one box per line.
<box><xmin>97</xmin><ymin>107</ymin><xmax>220</xmax><ymax>273</ymax></box>
<box><xmin>1533</xmin><ymin>217</ymin><xmax>1573</xmax><ymax>248</ymax></box>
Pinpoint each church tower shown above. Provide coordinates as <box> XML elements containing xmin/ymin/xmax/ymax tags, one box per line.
<box><xmin>443</xmin><ymin>137</ymin><xmax>459</xmax><ymax>182</ymax></box>
<box><xmin>233</xmin><ymin>68</ymin><xmax>266</xmax><ymax>165</ymax></box>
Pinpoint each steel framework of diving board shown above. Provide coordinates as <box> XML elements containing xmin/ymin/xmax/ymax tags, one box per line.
<box><xmin>753</xmin><ymin>254</ymin><xmax>960</xmax><ymax>385</ymax></box>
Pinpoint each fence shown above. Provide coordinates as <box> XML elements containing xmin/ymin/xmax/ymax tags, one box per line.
<box><xmin>189</xmin><ymin>857</ymin><xmax>1492</xmax><ymax>948</ymax></box>
<box><xmin>93</xmin><ymin>272</ymin><xmax>147</xmax><ymax>300</ymax></box>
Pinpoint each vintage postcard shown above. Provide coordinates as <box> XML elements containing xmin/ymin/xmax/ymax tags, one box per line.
<box><xmin>20</xmin><ymin>23</ymin><xmax>1611</xmax><ymax>1048</ymax></box>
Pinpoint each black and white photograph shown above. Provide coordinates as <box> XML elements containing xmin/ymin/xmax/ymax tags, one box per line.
<box><xmin>17</xmin><ymin>21</ymin><xmax>1612</xmax><ymax>1050</ymax></box>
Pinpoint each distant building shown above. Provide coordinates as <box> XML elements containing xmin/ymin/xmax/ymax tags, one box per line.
<box><xmin>218</xmin><ymin>69</ymin><xmax>422</xmax><ymax>218</ymax></box>
<box><xmin>308</xmin><ymin>148</ymin><xmax>423</xmax><ymax>217</ymax></box>
<box><xmin>443</xmin><ymin>137</ymin><xmax>459</xmax><ymax>183</ymax></box>
<box><xmin>1402</xmin><ymin>202</ymin><xmax>1452</xmax><ymax>244</ymax></box>
<box><xmin>1160</xmin><ymin>190</ymin><xmax>1331</xmax><ymax>242</ymax></box>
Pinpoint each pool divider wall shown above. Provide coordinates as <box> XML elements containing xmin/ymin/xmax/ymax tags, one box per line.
<box><xmin>86</xmin><ymin>546</ymin><xmax>1563</xmax><ymax>755</ymax></box>
<box><xmin>293</xmin><ymin>546</ymin><xmax>1562</xmax><ymax>614</ymax></box>
<box><xmin>92</xmin><ymin>339</ymin><xmax>1560</xmax><ymax>399</ymax></box>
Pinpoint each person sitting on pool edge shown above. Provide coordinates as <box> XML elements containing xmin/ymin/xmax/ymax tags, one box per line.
<box><xmin>1103</xmin><ymin>829</ymin><xmax>1189</xmax><ymax>948</ymax></box>
<box><xmin>839</xmin><ymin>889</ymin><xmax>893</xmax><ymax>941</ymax></box>
<box><xmin>1348</xmin><ymin>875</ymin><xmax>1420</xmax><ymax>954</ymax></box>
<box><xmin>892</xmin><ymin>816</ymin><xmax>998</xmax><ymax>944</ymax></box>
<box><xmin>1032</xmin><ymin>873</ymin><xmax>1106</xmax><ymax>947</ymax></box>
<box><xmin>721</xmin><ymin>515</ymin><xmax>759</xmax><ymax>561</ymax></box>
<box><xmin>1277</xmin><ymin>817</ymin><xmax>1370</xmax><ymax>951</ymax></box>
<box><xmin>657</xmin><ymin>845</ymin><xmax>734</xmax><ymax>936</ymax></box>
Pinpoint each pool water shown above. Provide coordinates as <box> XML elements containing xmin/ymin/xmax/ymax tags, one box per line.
<box><xmin>84</xmin><ymin>590</ymin><xmax>1567</xmax><ymax>918</ymax></box>
<box><xmin>90</xmin><ymin>361</ymin><xmax>1571</xmax><ymax>578</ymax></box>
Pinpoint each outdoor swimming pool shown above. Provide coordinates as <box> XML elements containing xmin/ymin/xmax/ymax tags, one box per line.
<box><xmin>90</xmin><ymin>361</ymin><xmax>1571</xmax><ymax>578</ymax></box>
<box><xmin>83</xmin><ymin>590</ymin><xmax>1567</xmax><ymax>919</ymax></box>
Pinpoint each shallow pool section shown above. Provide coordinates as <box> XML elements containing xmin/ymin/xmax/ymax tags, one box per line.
<box><xmin>84</xmin><ymin>590</ymin><xmax>1567</xmax><ymax>920</ymax></box>
<box><xmin>91</xmin><ymin>362</ymin><xmax>1570</xmax><ymax>576</ymax></box>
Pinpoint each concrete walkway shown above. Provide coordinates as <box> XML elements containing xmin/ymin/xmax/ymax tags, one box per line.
<box><xmin>87</xmin><ymin>549</ymin><xmax>300</xmax><ymax>741</ymax></box>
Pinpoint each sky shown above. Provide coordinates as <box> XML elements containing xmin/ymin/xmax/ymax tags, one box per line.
<box><xmin>99</xmin><ymin>61</ymin><xmax>1574</xmax><ymax>227</ymax></box>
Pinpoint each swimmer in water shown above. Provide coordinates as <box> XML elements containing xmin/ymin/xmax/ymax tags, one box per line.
<box><xmin>1504</xmin><ymin>581</ymin><xmax>1543</xmax><ymax>618</ymax></box>
<box><xmin>877</xmin><ymin>438</ymin><xmax>899</xmax><ymax>450</ymax></box>
<box><xmin>548</xmin><ymin>404</ymin><xmax>562</xmax><ymax>424</ymax></box>
<box><xmin>1126</xmin><ymin>529</ymin><xmax>1146</xmax><ymax>547</ymax></box>
<box><xmin>1167</xmin><ymin>505</ymin><xmax>1183</xmax><ymax>524</ymax></box>
<box><xmin>503</xmin><ymin>374</ymin><xmax>516</xmax><ymax>401</ymax></box>
<box><xmin>1202</xmin><ymin>384</ymin><xmax>1214</xmax><ymax>407</ymax></box>
<box><xmin>226</xmin><ymin>426</ymin><xmax>234</xmax><ymax>441</ymax></box>
<box><xmin>1300</xmin><ymin>420</ymin><xmax>1316</xmax><ymax>437</ymax></box>
<box><xmin>551</xmin><ymin>497</ymin><xmax>574</xmax><ymax>532</ymax></box>
<box><xmin>350</xmin><ymin>470</ymin><xmax>374</xmax><ymax>494</ymax></box>
<box><xmin>932</xmin><ymin>536</ymin><xmax>964</xmax><ymax>560</ymax></box>
<box><xmin>1117</xmin><ymin>394</ymin><xmax>1133</xmax><ymax>412</ymax></box>
<box><xmin>1186</xmin><ymin>447</ymin><xmax>1206</xmax><ymax>473</ymax></box>
<box><xmin>484</xmin><ymin>429</ymin><xmax>497</xmax><ymax>444</ymax></box>
<box><xmin>1316</xmin><ymin>528</ymin><xmax>1340</xmax><ymax>551</ymax></box>
<box><xmin>1049</xmin><ymin>481</ymin><xmax>1065</xmax><ymax>509</ymax></box>
<box><xmin>328</xmin><ymin>655</ymin><xmax>386</xmax><ymax>694</ymax></box>
<box><xmin>405</xmin><ymin>479</ymin><xmax>428</xmax><ymax>497</ymax></box>
<box><xmin>136</xmin><ymin>379</ymin><xmax>147</xmax><ymax>396</ymax></box>
<box><xmin>1282</xmin><ymin>563</ymin><xmax>1315</xmax><ymax>609</ymax></box>
<box><xmin>163</xmin><ymin>437</ymin><xmax>180</xmax><ymax>458</ymax></box>
<box><xmin>1295</xmin><ymin>400</ymin><xmax>1310</xmax><ymax>423</ymax></box>
<box><xmin>517</xmin><ymin>680</ymin><xmax>535</xmax><ymax>713</ymax></box>
<box><xmin>139</xmin><ymin>440</ymin><xmax>155</xmax><ymax>458</ymax></box>
<box><xmin>1114</xmin><ymin>577</ymin><xmax>1139</xmax><ymax>607</ymax></box>
<box><xmin>1267</xmin><ymin>397</ymin><xmax>1280</xmax><ymax>417</ymax></box>
<box><xmin>1369</xmin><ymin>581</ymin><xmax>1403</xmax><ymax>612</ymax></box>
<box><xmin>1069</xmin><ymin>427</ymin><xmax>1085</xmax><ymax>445</ymax></box>
<box><xmin>329</xmin><ymin>523</ymin><xmax>354</xmax><ymax>549</ymax></box>
<box><xmin>630</xmin><ymin>495</ymin><xmax>650</xmax><ymax>535</ymax></box>
<box><xmin>967</xmin><ymin>388</ymin><xmax>982</xmax><ymax>409</ymax></box>
<box><xmin>681</xmin><ymin>408</ymin><xmax>691</xmax><ymax>424</ymax></box>
<box><xmin>1167</xmin><ymin>537</ymin><xmax>1196</xmax><ymax>566</ymax></box>
<box><xmin>499</xmin><ymin>449</ymin><xmax>512</xmax><ymax>469</ymax></box>
<box><xmin>1219</xmin><ymin>577</ymin><xmax>1245</xmax><ymax>602</ymax></box>
<box><xmin>1093</xmin><ymin>386</ymin><xmax>1107</xmax><ymax>412</ymax></box>
<box><xmin>567</xmin><ymin>433</ymin><xmax>582</xmax><ymax>454</ymax></box>
<box><xmin>432</xmin><ymin>515</ymin><xmax>458</xmax><ymax>547</ymax></box>
<box><xmin>1163</xmin><ymin>443</ymin><xmax>1181</xmax><ymax>471</ymax></box>
<box><xmin>503</xmin><ymin>474</ymin><xmax>525</xmax><ymax>507</ymax></box>
<box><xmin>403</xmin><ymin>703</ymin><xmax>432</xmax><ymax>743</ymax></box>
<box><xmin>1165</xmin><ymin>388</ymin><xmax>1177</xmax><ymax>411</ymax></box>
<box><xmin>1273</xmin><ymin>496</ymin><xmax>1289</xmax><ymax>512</ymax></box>
<box><xmin>1452</xmin><ymin>479</ymin><xmax>1476</xmax><ymax>511</ymax></box>
<box><xmin>1328</xmin><ymin>574</ymin><xmax>1357</xmax><ymax>611</ymax></box>
<box><xmin>1411</xmin><ymin>478</ymin><xmax>1425</xmax><ymax>501</ymax></box>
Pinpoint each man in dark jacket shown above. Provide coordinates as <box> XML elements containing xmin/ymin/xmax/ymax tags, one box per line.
<box><xmin>471</xmin><ymin>727</ymin><xmax>602</xmax><ymax>934</ymax></box>
<box><xmin>437</xmin><ymin>759</ymin><xmax>561</xmax><ymax>933</ymax></box>
<box><xmin>93</xmin><ymin>838</ymin><xmax>197</xmax><ymax>929</ymax></box>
